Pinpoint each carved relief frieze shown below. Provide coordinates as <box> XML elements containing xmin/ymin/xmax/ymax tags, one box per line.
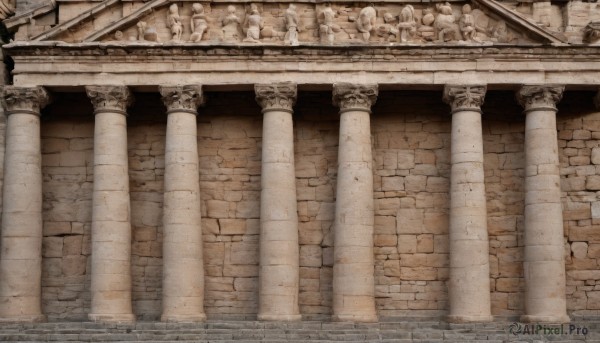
<box><xmin>29</xmin><ymin>1</ymin><xmax>551</xmax><ymax>46</ymax></box>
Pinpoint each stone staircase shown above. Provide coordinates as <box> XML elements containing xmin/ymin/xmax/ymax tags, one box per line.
<box><xmin>0</xmin><ymin>319</ymin><xmax>598</xmax><ymax>342</ymax></box>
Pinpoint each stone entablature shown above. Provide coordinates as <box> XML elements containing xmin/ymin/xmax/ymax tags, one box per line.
<box><xmin>5</xmin><ymin>43</ymin><xmax>600</xmax><ymax>89</ymax></box>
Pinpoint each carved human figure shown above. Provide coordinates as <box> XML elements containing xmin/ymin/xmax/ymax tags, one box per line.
<box><xmin>489</xmin><ymin>20</ymin><xmax>510</xmax><ymax>43</ymax></box>
<box><xmin>167</xmin><ymin>3</ymin><xmax>183</xmax><ymax>42</ymax></box>
<box><xmin>397</xmin><ymin>5</ymin><xmax>416</xmax><ymax>43</ymax></box>
<box><xmin>284</xmin><ymin>4</ymin><xmax>300</xmax><ymax>46</ymax></box>
<box><xmin>189</xmin><ymin>3</ymin><xmax>208</xmax><ymax>43</ymax></box>
<box><xmin>356</xmin><ymin>5</ymin><xmax>377</xmax><ymax>42</ymax></box>
<box><xmin>376</xmin><ymin>12</ymin><xmax>398</xmax><ymax>42</ymax></box>
<box><xmin>318</xmin><ymin>3</ymin><xmax>339</xmax><ymax>44</ymax></box>
<box><xmin>222</xmin><ymin>5</ymin><xmax>242</xmax><ymax>42</ymax></box>
<box><xmin>137</xmin><ymin>21</ymin><xmax>147</xmax><ymax>41</ymax></box>
<box><xmin>418</xmin><ymin>8</ymin><xmax>436</xmax><ymax>41</ymax></box>
<box><xmin>435</xmin><ymin>2</ymin><xmax>457</xmax><ymax>42</ymax></box>
<box><xmin>243</xmin><ymin>4</ymin><xmax>263</xmax><ymax>43</ymax></box>
<box><xmin>459</xmin><ymin>4</ymin><xmax>479</xmax><ymax>42</ymax></box>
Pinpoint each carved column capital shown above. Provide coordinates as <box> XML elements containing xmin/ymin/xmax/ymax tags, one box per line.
<box><xmin>517</xmin><ymin>85</ymin><xmax>564</xmax><ymax>113</ymax></box>
<box><xmin>333</xmin><ymin>83</ymin><xmax>378</xmax><ymax>113</ymax></box>
<box><xmin>159</xmin><ymin>85</ymin><xmax>204</xmax><ymax>115</ymax></box>
<box><xmin>85</xmin><ymin>85</ymin><xmax>134</xmax><ymax>115</ymax></box>
<box><xmin>1</xmin><ymin>86</ymin><xmax>50</xmax><ymax>116</ymax></box>
<box><xmin>255</xmin><ymin>82</ymin><xmax>297</xmax><ymax>113</ymax></box>
<box><xmin>443</xmin><ymin>85</ymin><xmax>486</xmax><ymax>114</ymax></box>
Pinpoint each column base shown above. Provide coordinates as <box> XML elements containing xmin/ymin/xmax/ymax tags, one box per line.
<box><xmin>258</xmin><ymin>313</ymin><xmax>302</xmax><ymax>321</ymax></box>
<box><xmin>161</xmin><ymin>313</ymin><xmax>206</xmax><ymax>323</ymax></box>
<box><xmin>520</xmin><ymin>314</ymin><xmax>570</xmax><ymax>323</ymax></box>
<box><xmin>88</xmin><ymin>313</ymin><xmax>136</xmax><ymax>323</ymax></box>
<box><xmin>447</xmin><ymin>314</ymin><xmax>493</xmax><ymax>323</ymax></box>
<box><xmin>0</xmin><ymin>314</ymin><xmax>46</xmax><ymax>323</ymax></box>
<box><xmin>332</xmin><ymin>313</ymin><xmax>378</xmax><ymax>323</ymax></box>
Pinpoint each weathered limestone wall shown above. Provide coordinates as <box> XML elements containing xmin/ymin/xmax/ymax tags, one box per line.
<box><xmin>557</xmin><ymin>91</ymin><xmax>600</xmax><ymax>317</ymax></box>
<box><xmin>36</xmin><ymin>89</ymin><xmax>600</xmax><ymax>320</ymax></box>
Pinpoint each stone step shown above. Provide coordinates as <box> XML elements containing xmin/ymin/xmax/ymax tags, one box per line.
<box><xmin>0</xmin><ymin>321</ymin><xmax>598</xmax><ymax>342</ymax></box>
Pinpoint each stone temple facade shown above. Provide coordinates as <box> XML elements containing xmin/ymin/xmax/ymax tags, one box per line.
<box><xmin>1</xmin><ymin>0</ymin><xmax>600</xmax><ymax>328</ymax></box>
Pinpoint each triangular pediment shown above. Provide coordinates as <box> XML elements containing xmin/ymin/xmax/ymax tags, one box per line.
<box><xmin>3</xmin><ymin>0</ymin><xmax>572</xmax><ymax>45</ymax></box>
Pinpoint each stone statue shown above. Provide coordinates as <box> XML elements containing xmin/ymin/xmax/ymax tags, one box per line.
<box><xmin>376</xmin><ymin>12</ymin><xmax>398</xmax><ymax>42</ymax></box>
<box><xmin>435</xmin><ymin>2</ymin><xmax>458</xmax><ymax>42</ymax></box>
<box><xmin>243</xmin><ymin>4</ymin><xmax>263</xmax><ymax>43</ymax></box>
<box><xmin>397</xmin><ymin>5</ymin><xmax>416</xmax><ymax>43</ymax></box>
<box><xmin>356</xmin><ymin>5</ymin><xmax>377</xmax><ymax>42</ymax></box>
<box><xmin>137</xmin><ymin>21</ymin><xmax>147</xmax><ymax>41</ymax></box>
<box><xmin>222</xmin><ymin>5</ymin><xmax>242</xmax><ymax>42</ymax></box>
<box><xmin>167</xmin><ymin>3</ymin><xmax>183</xmax><ymax>42</ymax></box>
<box><xmin>189</xmin><ymin>3</ymin><xmax>208</xmax><ymax>43</ymax></box>
<box><xmin>318</xmin><ymin>3</ymin><xmax>340</xmax><ymax>45</ymax></box>
<box><xmin>489</xmin><ymin>20</ymin><xmax>511</xmax><ymax>43</ymax></box>
<box><xmin>459</xmin><ymin>4</ymin><xmax>479</xmax><ymax>42</ymax></box>
<box><xmin>284</xmin><ymin>4</ymin><xmax>300</xmax><ymax>46</ymax></box>
<box><xmin>417</xmin><ymin>8</ymin><xmax>435</xmax><ymax>41</ymax></box>
<box><xmin>137</xmin><ymin>21</ymin><xmax>158</xmax><ymax>42</ymax></box>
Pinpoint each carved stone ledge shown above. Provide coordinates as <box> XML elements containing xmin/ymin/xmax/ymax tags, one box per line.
<box><xmin>159</xmin><ymin>85</ymin><xmax>204</xmax><ymax>115</ymax></box>
<box><xmin>1</xmin><ymin>86</ymin><xmax>50</xmax><ymax>116</ymax></box>
<box><xmin>517</xmin><ymin>85</ymin><xmax>564</xmax><ymax>113</ymax></box>
<box><xmin>255</xmin><ymin>82</ymin><xmax>297</xmax><ymax>113</ymax></box>
<box><xmin>85</xmin><ymin>85</ymin><xmax>134</xmax><ymax>115</ymax></box>
<box><xmin>332</xmin><ymin>83</ymin><xmax>378</xmax><ymax>113</ymax></box>
<box><xmin>442</xmin><ymin>85</ymin><xmax>486</xmax><ymax>114</ymax></box>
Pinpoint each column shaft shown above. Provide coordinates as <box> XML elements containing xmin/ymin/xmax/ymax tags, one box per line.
<box><xmin>255</xmin><ymin>83</ymin><xmax>300</xmax><ymax>321</ymax></box>
<box><xmin>86</xmin><ymin>86</ymin><xmax>135</xmax><ymax>323</ymax></box>
<box><xmin>0</xmin><ymin>87</ymin><xmax>49</xmax><ymax>322</ymax></box>
<box><xmin>159</xmin><ymin>85</ymin><xmax>206</xmax><ymax>322</ymax></box>
<box><xmin>443</xmin><ymin>85</ymin><xmax>492</xmax><ymax>323</ymax></box>
<box><xmin>517</xmin><ymin>85</ymin><xmax>569</xmax><ymax>323</ymax></box>
<box><xmin>332</xmin><ymin>83</ymin><xmax>378</xmax><ymax>322</ymax></box>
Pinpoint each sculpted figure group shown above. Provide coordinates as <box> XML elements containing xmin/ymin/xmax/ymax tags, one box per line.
<box><xmin>130</xmin><ymin>2</ymin><xmax>514</xmax><ymax>45</ymax></box>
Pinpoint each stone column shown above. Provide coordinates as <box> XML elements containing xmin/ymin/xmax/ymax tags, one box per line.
<box><xmin>255</xmin><ymin>83</ymin><xmax>301</xmax><ymax>321</ymax></box>
<box><xmin>159</xmin><ymin>85</ymin><xmax>206</xmax><ymax>322</ymax></box>
<box><xmin>517</xmin><ymin>85</ymin><xmax>569</xmax><ymax>323</ymax></box>
<box><xmin>443</xmin><ymin>85</ymin><xmax>493</xmax><ymax>323</ymax></box>
<box><xmin>0</xmin><ymin>86</ymin><xmax>49</xmax><ymax>322</ymax></box>
<box><xmin>331</xmin><ymin>83</ymin><xmax>378</xmax><ymax>322</ymax></box>
<box><xmin>86</xmin><ymin>86</ymin><xmax>135</xmax><ymax>323</ymax></box>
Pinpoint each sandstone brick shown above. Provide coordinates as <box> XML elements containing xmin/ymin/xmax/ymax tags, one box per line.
<box><xmin>134</xmin><ymin>227</ymin><xmax>157</xmax><ymax>242</ymax></box>
<box><xmin>416</xmin><ymin>234</ymin><xmax>434</xmax><ymax>253</ymax></box>
<box><xmin>571</xmin><ymin>242</ymin><xmax>588</xmax><ymax>259</ymax></box>
<box><xmin>300</xmin><ymin>245</ymin><xmax>322</xmax><ymax>267</ymax></box>
<box><xmin>219</xmin><ymin>218</ymin><xmax>246</xmax><ymax>235</ymax></box>
<box><xmin>62</xmin><ymin>255</ymin><xmax>87</xmax><ymax>276</ymax></box>
<box><xmin>63</xmin><ymin>235</ymin><xmax>82</xmax><ymax>256</ymax></box>
<box><xmin>381</xmin><ymin>176</ymin><xmax>404</xmax><ymax>191</ymax></box>
<box><xmin>401</xmin><ymin>267</ymin><xmax>437</xmax><ymax>280</ymax></box>
<box><xmin>374</xmin><ymin>234</ymin><xmax>397</xmax><ymax>247</ymax></box>
<box><xmin>207</xmin><ymin>200</ymin><xmax>231</xmax><ymax>218</ymax></box>
<box><xmin>43</xmin><ymin>237</ymin><xmax>63</xmax><ymax>258</ymax></box>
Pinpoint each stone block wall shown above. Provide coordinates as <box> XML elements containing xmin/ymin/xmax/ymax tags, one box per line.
<box><xmin>557</xmin><ymin>91</ymin><xmax>600</xmax><ymax>317</ymax></box>
<box><xmin>36</xmin><ymin>90</ymin><xmax>600</xmax><ymax>321</ymax></box>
